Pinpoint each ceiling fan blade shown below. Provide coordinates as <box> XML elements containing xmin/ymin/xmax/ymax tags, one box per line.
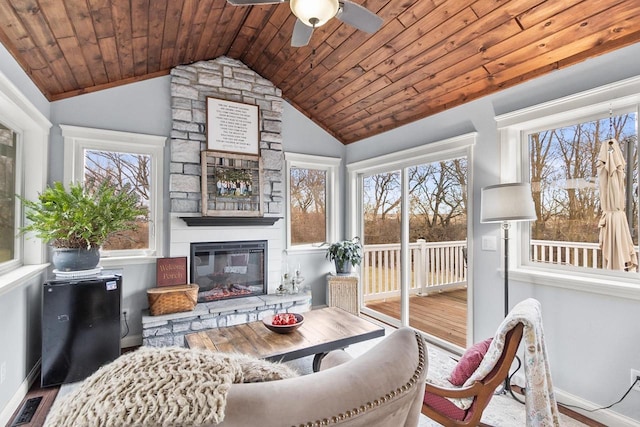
<box><xmin>336</xmin><ymin>0</ymin><xmax>383</xmax><ymax>34</ymax></box>
<box><xmin>291</xmin><ymin>19</ymin><xmax>314</xmax><ymax>47</ymax></box>
<box><xmin>226</xmin><ymin>0</ymin><xmax>287</xmax><ymax>5</ymax></box>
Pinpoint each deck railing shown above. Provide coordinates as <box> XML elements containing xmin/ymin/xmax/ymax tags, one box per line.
<box><xmin>362</xmin><ymin>239</ymin><xmax>467</xmax><ymax>301</ymax></box>
<box><xmin>530</xmin><ymin>239</ymin><xmax>639</xmax><ymax>270</ymax></box>
<box><xmin>531</xmin><ymin>239</ymin><xmax>602</xmax><ymax>268</ymax></box>
<box><xmin>361</xmin><ymin>239</ymin><xmax>640</xmax><ymax>301</ymax></box>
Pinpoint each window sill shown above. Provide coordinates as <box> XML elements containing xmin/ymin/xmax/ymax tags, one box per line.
<box><xmin>510</xmin><ymin>266</ymin><xmax>640</xmax><ymax>301</ymax></box>
<box><xmin>99</xmin><ymin>256</ymin><xmax>158</xmax><ymax>267</ymax></box>
<box><xmin>0</xmin><ymin>264</ymin><xmax>50</xmax><ymax>298</ymax></box>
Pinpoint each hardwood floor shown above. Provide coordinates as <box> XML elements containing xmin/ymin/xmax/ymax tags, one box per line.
<box><xmin>365</xmin><ymin>288</ymin><xmax>468</xmax><ymax>347</ymax></box>
<box><xmin>4</xmin><ymin>383</ymin><xmax>58</xmax><ymax>427</ymax></box>
<box><xmin>4</xmin><ymin>346</ymin><xmax>141</xmax><ymax>427</ymax></box>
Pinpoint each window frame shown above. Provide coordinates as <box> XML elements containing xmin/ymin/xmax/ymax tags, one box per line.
<box><xmin>0</xmin><ymin>70</ymin><xmax>51</xmax><ymax>293</ymax></box>
<box><xmin>284</xmin><ymin>152</ymin><xmax>340</xmax><ymax>251</ymax></box>
<box><xmin>496</xmin><ymin>75</ymin><xmax>640</xmax><ymax>299</ymax></box>
<box><xmin>61</xmin><ymin>125</ymin><xmax>166</xmax><ymax>260</ymax></box>
<box><xmin>346</xmin><ymin>133</ymin><xmax>475</xmax><ymax>344</ymax></box>
<box><xmin>346</xmin><ymin>133</ymin><xmax>477</xmax><ymax>240</ymax></box>
<box><xmin>0</xmin><ymin>121</ymin><xmax>20</xmax><ymax>274</ymax></box>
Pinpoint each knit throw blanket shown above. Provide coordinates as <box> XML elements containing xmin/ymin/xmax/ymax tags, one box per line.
<box><xmin>44</xmin><ymin>346</ymin><xmax>299</xmax><ymax>427</ymax></box>
<box><xmin>466</xmin><ymin>298</ymin><xmax>561</xmax><ymax>427</ymax></box>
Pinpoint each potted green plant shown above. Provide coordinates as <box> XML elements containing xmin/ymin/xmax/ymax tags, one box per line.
<box><xmin>19</xmin><ymin>181</ymin><xmax>146</xmax><ymax>271</ymax></box>
<box><xmin>325</xmin><ymin>237</ymin><xmax>363</xmax><ymax>275</ymax></box>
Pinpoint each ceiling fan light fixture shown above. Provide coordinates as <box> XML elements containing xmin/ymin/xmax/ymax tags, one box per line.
<box><xmin>290</xmin><ymin>0</ymin><xmax>339</xmax><ymax>28</ymax></box>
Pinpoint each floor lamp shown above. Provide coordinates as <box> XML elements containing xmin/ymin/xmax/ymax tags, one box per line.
<box><xmin>481</xmin><ymin>183</ymin><xmax>537</xmax><ymax>395</ymax></box>
<box><xmin>480</xmin><ymin>183</ymin><xmax>537</xmax><ymax>316</ymax></box>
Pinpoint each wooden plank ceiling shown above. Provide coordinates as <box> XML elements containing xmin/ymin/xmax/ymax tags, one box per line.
<box><xmin>1</xmin><ymin>0</ymin><xmax>640</xmax><ymax>144</ymax></box>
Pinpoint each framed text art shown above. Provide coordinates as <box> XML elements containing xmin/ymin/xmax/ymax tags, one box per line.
<box><xmin>201</xmin><ymin>150</ymin><xmax>263</xmax><ymax>217</ymax></box>
<box><xmin>156</xmin><ymin>257</ymin><xmax>187</xmax><ymax>287</ymax></box>
<box><xmin>206</xmin><ymin>98</ymin><xmax>259</xmax><ymax>155</ymax></box>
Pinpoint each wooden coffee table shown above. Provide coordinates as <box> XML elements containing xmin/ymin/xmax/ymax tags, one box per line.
<box><xmin>185</xmin><ymin>306</ymin><xmax>385</xmax><ymax>371</ymax></box>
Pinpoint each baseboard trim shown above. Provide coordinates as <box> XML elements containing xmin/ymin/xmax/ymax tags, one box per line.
<box><xmin>121</xmin><ymin>333</ymin><xmax>142</xmax><ymax>349</ymax></box>
<box><xmin>0</xmin><ymin>360</ymin><xmax>41</xmax><ymax>426</ymax></box>
<box><xmin>554</xmin><ymin>388</ymin><xmax>640</xmax><ymax>427</ymax></box>
<box><xmin>512</xmin><ymin>372</ymin><xmax>638</xmax><ymax>426</ymax></box>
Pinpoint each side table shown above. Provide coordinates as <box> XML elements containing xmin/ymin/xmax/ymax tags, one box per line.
<box><xmin>326</xmin><ymin>274</ymin><xmax>359</xmax><ymax>316</ymax></box>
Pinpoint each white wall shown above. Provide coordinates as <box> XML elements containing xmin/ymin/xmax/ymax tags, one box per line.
<box><xmin>0</xmin><ymin>43</ymin><xmax>51</xmax><ymax>425</ymax></box>
<box><xmin>281</xmin><ymin>102</ymin><xmax>346</xmax><ymax>306</ymax></box>
<box><xmin>45</xmin><ymin>77</ymin><xmax>174</xmax><ymax>349</ymax></box>
<box><xmin>42</xmin><ymin>77</ymin><xmax>347</xmax><ymax>350</ymax></box>
<box><xmin>45</xmin><ymin>74</ymin><xmax>348</xmax><ymax>338</ymax></box>
<box><xmin>0</xmin><ymin>273</ymin><xmax>45</xmax><ymax>426</ymax></box>
<box><xmin>0</xmin><ymin>44</ymin><xmax>50</xmax><ymax>118</ymax></box>
<box><xmin>347</xmin><ymin>42</ymin><xmax>640</xmax><ymax>423</ymax></box>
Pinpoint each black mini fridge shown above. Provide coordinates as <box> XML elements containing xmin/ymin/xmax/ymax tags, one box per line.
<box><xmin>41</xmin><ymin>274</ymin><xmax>122</xmax><ymax>387</ymax></box>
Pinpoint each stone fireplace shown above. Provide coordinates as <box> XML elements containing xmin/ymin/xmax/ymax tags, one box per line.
<box><xmin>168</xmin><ymin>56</ymin><xmax>286</xmax><ymax>295</ymax></box>
<box><xmin>142</xmin><ymin>57</ymin><xmax>311</xmax><ymax>347</ymax></box>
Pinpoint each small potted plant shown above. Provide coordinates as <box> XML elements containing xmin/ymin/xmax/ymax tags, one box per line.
<box><xmin>325</xmin><ymin>237</ymin><xmax>363</xmax><ymax>275</ymax></box>
<box><xmin>19</xmin><ymin>181</ymin><xmax>146</xmax><ymax>271</ymax></box>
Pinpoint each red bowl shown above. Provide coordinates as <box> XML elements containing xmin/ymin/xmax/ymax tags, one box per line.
<box><xmin>262</xmin><ymin>313</ymin><xmax>304</xmax><ymax>334</ymax></box>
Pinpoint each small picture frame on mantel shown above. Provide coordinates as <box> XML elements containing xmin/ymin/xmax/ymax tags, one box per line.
<box><xmin>206</xmin><ymin>97</ymin><xmax>259</xmax><ymax>155</ymax></box>
<box><xmin>201</xmin><ymin>150</ymin><xmax>263</xmax><ymax>217</ymax></box>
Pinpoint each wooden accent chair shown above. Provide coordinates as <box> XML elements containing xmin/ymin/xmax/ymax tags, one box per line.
<box><xmin>421</xmin><ymin>322</ymin><xmax>524</xmax><ymax>426</ymax></box>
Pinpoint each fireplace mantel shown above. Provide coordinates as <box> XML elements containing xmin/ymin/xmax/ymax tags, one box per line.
<box><xmin>180</xmin><ymin>216</ymin><xmax>282</xmax><ymax>227</ymax></box>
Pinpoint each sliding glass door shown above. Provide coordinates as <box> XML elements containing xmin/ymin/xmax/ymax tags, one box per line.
<box><xmin>352</xmin><ymin>138</ymin><xmax>472</xmax><ymax>350</ymax></box>
<box><xmin>361</xmin><ymin>170</ymin><xmax>402</xmax><ymax>323</ymax></box>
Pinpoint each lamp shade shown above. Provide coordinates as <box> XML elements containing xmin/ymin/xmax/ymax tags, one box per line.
<box><xmin>480</xmin><ymin>183</ymin><xmax>537</xmax><ymax>223</ymax></box>
<box><xmin>290</xmin><ymin>0</ymin><xmax>339</xmax><ymax>27</ymax></box>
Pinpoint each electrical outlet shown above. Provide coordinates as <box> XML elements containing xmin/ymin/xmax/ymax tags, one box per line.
<box><xmin>631</xmin><ymin>369</ymin><xmax>640</xmax><ymax>392</ymax></box>
<box><xmin>0</xmin><ymin>361</ymin><xmax>6</xmax><ymax>384</ymax></box>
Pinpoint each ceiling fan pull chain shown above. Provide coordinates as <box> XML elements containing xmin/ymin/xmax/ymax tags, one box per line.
<box><xmin>310</xmin><ymin>48</ymin><xmax>316</xmax><ymax>69</ymax></box>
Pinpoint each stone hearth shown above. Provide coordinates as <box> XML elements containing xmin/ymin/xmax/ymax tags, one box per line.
<box><xmin>142</xmin><ymin>291</ymin><xmax>311</xmax><ymax>347</ymax></box>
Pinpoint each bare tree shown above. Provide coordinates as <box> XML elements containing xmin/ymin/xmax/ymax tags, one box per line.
<box><xmin>409</xmin><ymin>159</ymin><xmax>467</xmax><ymax>241</ymax></box>
<box><xmin>84</xmin><ymin>151</ymin><xmax>150</xmax><ymax>204</ymax></box>
<box><xmin>83</xmin><ymin>150</ymin><xmax>150</xmax><ymax>249</ymax></box>
<box><xmin>289</xmin><ymin>168</ymin><xmax>326</xmax><ymax>244</ymax></box>
<box><xmin>362</xmin><ymin>159</ymin><xmax>468</xmax><ymax>244</ymax></box>
<box><xmin>530</xmin><ymin>113</ymin><xmax>635</xmax><ymax>243</ymax></box>
<box><xmin>290</xmin><ymin>168</ymin><xmax>325</xmax><ymax>214</ymax></box>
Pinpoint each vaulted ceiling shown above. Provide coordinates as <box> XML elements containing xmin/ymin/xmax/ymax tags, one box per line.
<box><xmin>1</xmin><ymin>0</ymin><xmax>640</xmax><ymax>144</ymax></box>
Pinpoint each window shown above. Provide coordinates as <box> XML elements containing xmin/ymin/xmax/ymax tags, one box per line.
<box><xmin>285</xmin><ymin>153</ymin><xmax>340</xmax><ymax>249</ymax></box>
<box><xmin>0</xmin><ymin>73</ymin><xmax>51</xmax><ymax>284</ymax></box>
<box><xmin>84</xmin><ymin>150</ymin><xmax>151</xmax><ymax>250</ymax></box>
<box><xmin>0</xmin><ymin>71</ymin><xmax>50</xmax><ymax>283</ymax></box>
<box><xmin>0</xmin><ymin>123</ymin><xmax>17</xmax><ymax>265</ymax></box>
<box><xmin>528</xmin><ymin>112</ymin><xmax>638</xmax><ymax>271</ymax></box>
<box><xmin>61</xmin><ymin>125</ymin><xmax>165</xmax><ymax>258</ymax></box>
<box><xmin>497</xmin><ymin>76</ymin><xmax>640</xmax><ymax>293</ymax></box>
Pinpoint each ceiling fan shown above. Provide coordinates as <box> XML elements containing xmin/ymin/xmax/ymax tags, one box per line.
<box><xmin>227</xmin><ymin>0</ymin><xmax>383</xmax><ymax>47</ymax></box>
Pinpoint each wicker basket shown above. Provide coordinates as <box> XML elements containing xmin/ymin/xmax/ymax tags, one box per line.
<box><xmin>326</xmin><ymin>274</ymin><xmax>359</xmax><ymax>316</ymax></box>
<box><xmin>147</xmin><ymin>284</ymin><xmax>199</xmax><ymax>316</ymax></box>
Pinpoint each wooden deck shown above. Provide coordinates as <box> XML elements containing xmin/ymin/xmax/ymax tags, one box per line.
<box><xmin>365</xmin><ymin>289</ymin><xmax>467</xmax><ymax>348</ymax></box>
